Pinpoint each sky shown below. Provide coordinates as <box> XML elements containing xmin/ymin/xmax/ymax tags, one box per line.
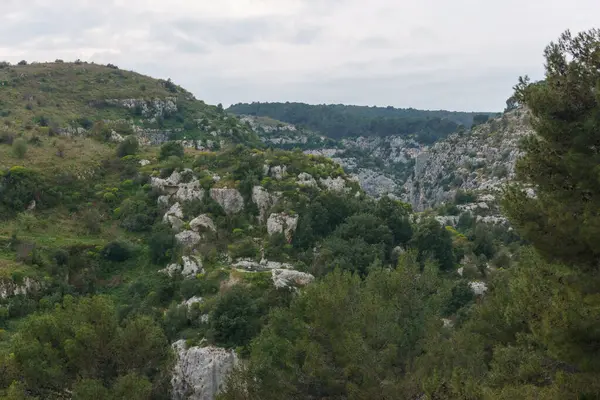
<box><xmin>1</xmin><ymin>0</ymin><xmax>599</xmax><ymax>112</ymax></box>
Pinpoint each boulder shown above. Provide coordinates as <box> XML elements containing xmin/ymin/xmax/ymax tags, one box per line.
<box><xmin>163</xmin><ymin>202</ymin><xmax>185</xmax><ymax>231</ymax></box>
<box><xmin>210</xmin><ymin>188</ymin><xmax>244</xmax><ymax>215</ymax></box>
<box><xmin>190</xmin><ymin>215</ymin><xmax>216</xmax><ymax>233</ymax></box>
<box><xmin>182</xmin><ymin>296</ymin><xmax>203</xmax><ymax>309</ymax></box>
<box><xmin>267</xmin><ymin>213</ymin><xmax>298</xmax><ymax>241</ymax></box>
<box><xmin>158</xmin><ymin>195</ymin><xmax>171</xmax><ymax>207</ymax></box>
<box><xmin>175</xmin><ymin>180</ymin><xmax>204</xmax><ymax>202</ymax></box>
<box><xmin>232</xmin><ymin>258</ymin><xmax>294</xmax><ymax>271</ymax></box>
<box><xmin>171</xmin><ymin>340</ymin><xmax>238</xmax><ymax>400</ymax></box>
<box><xmin>139</xmin><ymin>159</ymin><xmax>151</xmax><ymax>166</ymax></box>
<box><xmin>271</xmin><ymin>269</ymin><xmax>314</xmax><ymax>289</ymax></box>
<box><xmin>175</xmin><ymin>231</ymin><xmax>202</xmax><ymax>249</ymax></box>
<box><xmin>182</xmin><ymin>256</ymin><xmax>203</xmax><ymax>276</ymax></box>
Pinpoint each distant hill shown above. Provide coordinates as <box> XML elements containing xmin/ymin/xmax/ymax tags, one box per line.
<box><xmin>0</xmin><ymin>61</ymin><xmax>257</xmax><ymax>146</ymax></box>
<box><xmin>228</xmin><ymin>101</ymin><xmax>497</xmax><ymax>143</ymax></box>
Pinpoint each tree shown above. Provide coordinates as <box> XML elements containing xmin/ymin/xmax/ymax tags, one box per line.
<box><xmin>503</xmin><ymin>29</ymin><xmax>600</xmax><ymax>268</ymax></box>
<box><xmin>411</xmin><ymin>218</ymin><xmax>455</xmax><ymax>270</ymax></box>
<box><xmin>116</xmin><ymin>136</ymin><xmax>139</xmax><ymax>158</ymax></box>
<box><xmin>159</xmin><ymin>141</ymin><xmax>184</xmax><ymax>160</ymax></box>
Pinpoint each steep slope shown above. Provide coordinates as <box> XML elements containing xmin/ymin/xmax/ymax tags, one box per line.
<box><xmin>403</xmin><ymin>108</ymin><xmax>532</xmax><ymax>211</ymax></box>
<box><xmin>0</xmin><ymin>61</ymin><xmax>258</xmax><ymax>148</ymax></box>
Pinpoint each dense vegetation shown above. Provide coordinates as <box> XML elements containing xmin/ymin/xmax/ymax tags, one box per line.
<box><xmin>228</xmin><ymin>102</ymin><xmax>496</xmax><ymax>143</ymax></box>
<box><xmin>219</xmin><ymin>29</ymin><xmax>600</xmax><ymax>399</ymax></box>
<box><xmin>0</xmin><ymin>27</ymin><xmax>598</xmax><ymax>400</ymax></box>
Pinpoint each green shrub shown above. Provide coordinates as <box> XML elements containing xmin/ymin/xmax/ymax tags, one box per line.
<box><xmin>159</xmin><ymin>142</ymin><xmax>184</xmax><ymax>160</ymax></box>
<box><xmin>149</xmin><ymin>225</ymin><xmax>177</xmax><ymax>264</ymax></box>
<box><xmin>12</xmin><ymin>138</ymin><xmax>28</xmax><ymax>159</ymax></box>
<box><xmin>117</xmin><ymin>136</ymin><xmax>139</xmax><ymax>157</ymax></box>
<box><xmin>101</xmin><ymin>241</ymin><xmax>133</xmax><ymax>262</ymax></box>
<box><xmin>228</xmin><ymin>238</ymin><xmax>259</xmax><ymax>259</ymax></box>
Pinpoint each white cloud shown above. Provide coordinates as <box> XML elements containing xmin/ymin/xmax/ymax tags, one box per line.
<box><xmin>1</xmin><ymin>0</ymin><xmax>599</xmax><ymax>111</ymax></box>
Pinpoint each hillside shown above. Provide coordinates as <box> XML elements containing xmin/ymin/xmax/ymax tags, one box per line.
<box><xmin>0</xmin><ymin>61</ymin><xmax>509</xmax><ymax>400</ymax></box>
<box><xmin>228</xmin><ymin>101</ymin><xmax>496</xmax><ymax>142</ymax></box>
<box><xmin>0</xmin><ymin>61</ymin><xmax>258</xmax><ymax>148</ymax></box>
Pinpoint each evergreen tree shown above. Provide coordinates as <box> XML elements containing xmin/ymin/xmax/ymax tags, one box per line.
<box><xmin>503</xmin><ymin>29</ymin><xmax>600</xmax><ymax>268</ymax></box>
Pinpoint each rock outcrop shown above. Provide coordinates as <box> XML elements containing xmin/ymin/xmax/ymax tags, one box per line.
<box><xmin>251</xmin><ymin>186</ymin><xmax>280</xmax><ymax>221</ymax></box>
<box><xmin>175</xmin><ymin>231</ymin><xmax>202</xmax><ymax>249</ymax></box>
<box><xmin>271</xmin><ymin>269</ymin><xmax>314</xmax><ymax>289</ymax></box>
<box><xmin>0</xmin><ymin>277</ymin><xmax>40</xmax><ymax>299</ymax></box>
<box><xmin>267</xmin><ymin>213</ymin><xmax>298</xmax><ymax>241</ymax></box>
<box><xmin>210</xmin><ymin>188</ymin><xmax>244</xmax><ymax>215</ymax></box>
<box><xmin>163</xmin><ymin>203</ymin><xmax>185</xmax><ymax>231</ymax></box>
<box><xmin>171</xmin><ymin>340</ymin><xmax>238</xmax><ymax>400</ymax></box>
<box><xmin>190</xmin><ymin>215</ymin><xmax>217</xmax><ymax>233</ymax></box>
<box><xmin>233</xmin><ymin>258</ymin><xmax>294</xmax><ymax>271</ymax></box>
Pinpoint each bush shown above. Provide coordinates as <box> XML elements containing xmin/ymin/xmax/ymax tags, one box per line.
<box><xmin>17</xmin><ymin>60</ymin><xmax>27</xmax><ymax>66</ymax></box>
<box><xmin>159</xmin><ymin>142</ymin><xmax>184</xmax><ymax>160</ymax></box>
<box><xmin>12</xmin><ymin>138</ymin><xmax>28</xmax><ymax>159</ymax></box>
<box><xmin>454</xmin><ymin>190</ymin><xmax>477</xmax><ymax>205</ymax></box>
<box><xmin>228</xmin><ymin>238</ymin><xmax>259</xmax><ymax>260</ymax></box>
<box><xmin>101</xmin><ymin>241</ymin><xmax>133</xmax><ymax>262</ymax></box>
<box><xmin>117</xmin><ymin>136</ymin><xmax>139</xmax><ymax>158</ymax></box>
<box><xmin>149</xmin><ymin>225</ymin><xmax>177</xmax><ymax>264</ymax></box>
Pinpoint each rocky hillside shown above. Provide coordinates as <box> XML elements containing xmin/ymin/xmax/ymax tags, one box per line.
<box><xmin>242</xmin><ymin>109</ymin><xmax>532</xmax><ymax>221</ymax></box>
<box><xmin>0</xmin><ymin>61</ymin><xmax>258</xmax><ymax>148</ymax></box>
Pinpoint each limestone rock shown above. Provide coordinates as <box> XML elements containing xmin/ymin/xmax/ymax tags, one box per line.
<box><xmin>251</xmin><ymin>186</ymin><xmax>280</xmax><ymax>221</ymax></box>
<box><xmin>469</xmin><ymin>281</ymin><xmax>488</xmax><ymax>296</ymax></box>
<box><xmin>296</xmin><ymin>172</ymin><xmax>317</xmax><ymax>187</ymax></box>
<box><xmin>110</xmin><ymin>130</ymin><xmax>124</xmax><ymax>142</ymax></box>
<box><xmin>175</xmin><ymin>180</ymin><xmax>204</xmax><ymax>202</ymax></box>
<box><xmin>210</xmin><ymin>188</ymin><xmax>244</xmax><ymax>215</ymax></box>
<box><xmin>233</xmin><ymin>258</ymin><xmax>294</xmax><ymax>271</ymax></box>
<box><xmin>183</xmin><ymin>296</ymin><xmax>203</xmax><ymax>309</ymax></box>
<box><xmin>271</xmin><ymin>269</ymin><xmax>314</xmax><ymax>289</ymax></box>
<box><xmin>267</xmin><ymin>213</ymin><xmax>298</xmax><ymax>241</ymax></box>
<box><xmin>270</xmin><ymin>165</ymin><xmax>287</xmax><ymax>180</ymax></box>
<box><xmin>158</xmin><ymin>195</ymin><xmax>171</xmax><ymax>207</ymax></box>
<box><xmin>139</xmin><ymin>159</ymin><xmax>151</xmax><ymax>166</ymax></box>
<box><xmin>171</xmin><ymin>340</ymin><xmax>238</xmax><ymax>400</ymax></box>
<box><xmin>190</xmin><ymin>215</ymin><xmax>216</xmax><ymax>233</ymax></box>
<box><xmin>182</xmin><ymin>256</ymin><xmax>203</xmax><ymax>276</ymax></box>
<box><xmin>0</xmin><ymin>277</ymin><xmax>40</xmax><ymax>299</ymax></box>
<box><xmin>319</xmin><ymin>176</ymin><xmax>347</xmax><ymax>192</ymax></box>
<box><xmin>163</xmin><ymin>202</ymin><xmax>185</xmax><ymax>231</ymax></box>
<box><xmin>175</xmin><ymin>231</ymin><xmax>202</xmax><ymax>249</ymax></box>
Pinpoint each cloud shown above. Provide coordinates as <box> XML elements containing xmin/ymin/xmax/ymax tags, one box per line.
<box><xmin>1</xmin><ymin>0</ymin><xmax>600</xmax><ymax>111</ymax></box>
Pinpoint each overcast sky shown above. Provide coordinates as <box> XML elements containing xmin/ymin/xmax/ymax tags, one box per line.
<box><xmin>2</xmin><ymin>0</ymin><xmax>599</xmax><ymax>111</ymax></box>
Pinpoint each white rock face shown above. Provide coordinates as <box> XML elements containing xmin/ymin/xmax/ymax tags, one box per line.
<box><xmin>158</xmin><ymin>195</ymin><xmax>171</xmax><ymax>207</ymax></box>
<box><xmin>163</xmin><ymin>203</ymin><xmax>185</xmax><ymax>231</ymax></box>
<box><xmin>210</xmin><ymin>188</ymin><xmax>244</xmax><ymax>215</ymax></box>
<box><xmin>267</xmin><ymin>213</ymin><xmax>298</xmax><ymax>241</ymax></box>
<box><xmin>190</xmin><ymin>215</ymin><xmax>216</xmax><ymax>233</ymax></box>
<box><xmin>139</xmin><ymin>159</ymin><xmax>151</xmax><ymax>166</ymax></box>
<box><xmin>183</xmin><ymin>296</ymin><xmax>203</xmax><ymax>309</ymax></box>
<box><xmin>296</xmin><ymin>172</ymin><xmax>317</xmax><ymax>187</ymax></box>
<box><xmin>351</xmin><ymin>169</ymin><xmax>398</xmax><ymax>198</ymax></box>
<box><xmin>233</xmin><ymin>258</ymin><xmax>294</xmax><ymax>271</ymax></box>
<box><xmin>270</xmin><ymin>165</ymin><xmax>287</xmax><ymax>180</ymax></box>
<box><xmin>271</xmin><ymin>269</ymin><xmax>314</xmax><ymax>289</ymax></box>
<box><xmin>182</xmin><ymin>256</ymin><xmax>203</xmax><ymax>276</ymax></box>
<box><xmin>251</xmin><ymin>186</ymin><xmax>280</xmax><ymax>221</ymax></box>
<box><xmin>175</xmin><ymin>231</ymin><xmax>202</xmax><ymax>249</ymax></box>
<box><xmin>175</xmin><ymin>180</ymin><xmax>204</xmax><ymax>202</ymax></box>
<box><xmin>457</xmin><ymin>267</ymin><xmax>464</xmax><ymax>277</ymax></box>
<box><xmin>110</xmin><ymin>130</ymin><xmax>124</xmax><ymax>143</ymax></box>
<box><xmin>161</xmin><ymin>256</ymin><xmax>203</xmax><ymax>278</ymax></box>
<box><xmin>0</xmin><ymin>278</ymin><xmax>40</xmax><ymax>299</ymax></box>
<box><xmin>469</xmin><ymin>281</ymin><xmax>488</xmax><ymax>296</ymax></box>
<box><xmin>171</xmin><ymin>340</ymin><xmax>238</xmax><ymax>400</ymax></box>
<box><xmin>319</xmin><ymin>176</ymin><xmax>347</xmax><ymax>192</ymax></box>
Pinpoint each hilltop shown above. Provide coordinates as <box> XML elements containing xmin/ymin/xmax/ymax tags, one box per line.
<box><xmin>0</xmin><ymin>61</ymin><xmax>257</xmax><ymax>148</ymax></box>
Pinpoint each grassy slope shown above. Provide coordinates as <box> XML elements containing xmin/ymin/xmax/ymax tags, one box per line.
<box><xmin>0</xmin><ymin>61</ymin><xmax>257</xmax><ymax>144</ymax></box>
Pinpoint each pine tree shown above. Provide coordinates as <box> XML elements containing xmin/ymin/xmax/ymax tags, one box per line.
<box><xmin>503</xmin><ymin>29</ymin><xmax>600</xmax><ymax>268</ymax></box>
